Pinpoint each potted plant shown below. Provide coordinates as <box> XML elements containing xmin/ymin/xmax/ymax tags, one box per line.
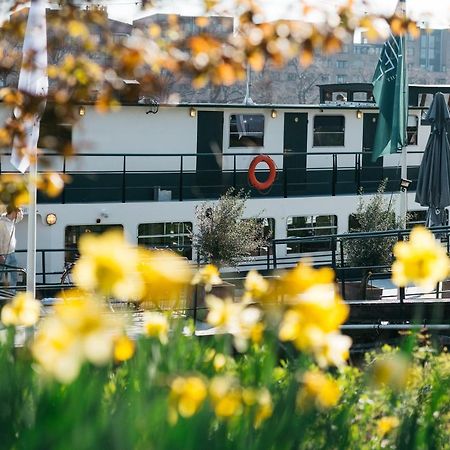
<box><xmin>344</xmin><ymin>179</ymin><xmax>402</xmax><ymax>300</ymax></box>
<box><xmin>191</xmin><ymin>188</ymin><xmax>268</xmax><ymax>314</ymax></box>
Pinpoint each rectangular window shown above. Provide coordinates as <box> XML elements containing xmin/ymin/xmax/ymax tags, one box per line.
<box><xmin>65</xmin><ymin>224</ymin><xmax>124</xmax><ymax>263</ymax></box>
<box><xmin>336</xmin><ymin>60</ymin><xmax>347</xmax><ymax>68</ymax></box>
<box><xmin>137</xmin><ymin>222</ymin><xmax>192</xmax><ymax>259</ymax></box>
<box><xmin>229</xmin><ymin>114</ymin><xmax>265</xmax><ymax>148</ymax></box>
<box><xmin>286</xmin><ymin>215</ymin><xmax>337</xmax><ymax>253</ymax></box>
<box><xmin>353</xmin><ymin>92</ymin><xmax>368</xmax><ymax>102</ymax></box>
<box><xmin>407</xmin><ymin>210</ymin><xmax>448</xmax><ymax>229</ymax></box>
<box><xmin>407</xmin><ymin>115</ymin><xmax>418</xmax><ymax>145</ymax></box>
<box><xmin>406</xmin><ymin>210</ymin><xmax>427</xmax><ymax>229</ymax></box>
<box><xmin>313</xmin><ymin>116</ymin><xmax>345</xmax><ymax>147</ymax></box>
<box><xmin>336</xmin><ymin>74</ymin><xmax>347</xmax><ymax>83</ymax></box>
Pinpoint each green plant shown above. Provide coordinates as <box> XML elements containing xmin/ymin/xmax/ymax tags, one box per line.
<box><xmin>346</xmin><ymin>179</ymin><xmax>401</xmax><ymax>269</ymax></box>
<box><xmin>344</xmin><ymin>180</ymin><xmax>402</xmax><ymax>298</ymax></box>
<box><xmin>193</xmin><ymin>188</ymin><xmax>268</xmax><ymax>267</ymax></box>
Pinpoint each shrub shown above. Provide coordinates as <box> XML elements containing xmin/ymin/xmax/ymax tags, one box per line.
<box><xmin>345</xmin><ymin>179</ymin><xmax>401</xmax><ymax>270</ymax></box>
<box><xmin>193</xmin><ymin>188</ymin><xmax>268</xmax><ymax>267</ymax></box>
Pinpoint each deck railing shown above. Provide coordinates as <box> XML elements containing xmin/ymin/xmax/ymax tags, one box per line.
<box><xmin>3</xmin><ymin>225</ymin><xmax>449</xmax><ymax>303</ymax></box>
<box><xmin>0</xmin><ymin>150</ymin><xmax>424</xmax><ymax>202</ymax></box>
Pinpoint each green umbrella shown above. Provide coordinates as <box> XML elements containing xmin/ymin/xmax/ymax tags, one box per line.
<box><xmin>415</xmin><ymin>92</ymin><xmax>450</xmax><ymax>227</ymax></box>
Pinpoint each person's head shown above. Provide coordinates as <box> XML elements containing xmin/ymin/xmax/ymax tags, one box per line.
<box><xmin>6</xmin><ymin>205</ymin><xmax>21</xmax><ymax>220</ymax></box>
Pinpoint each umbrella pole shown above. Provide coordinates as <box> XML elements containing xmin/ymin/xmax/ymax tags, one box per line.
<box><xmin>400</xmin><ymin>145</ymin><xmax>408</xmax><ymax>227</ymax></box>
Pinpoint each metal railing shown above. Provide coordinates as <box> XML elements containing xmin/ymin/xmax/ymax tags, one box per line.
<box><xmin>0</xmin><ymin>150</ymin><xmax>424</xmax><ymax>202</ymax></box>
<box><xmin>270</xmin><ymin>225</ymin><xmax>450</xmax><ymax>303</ymax></box>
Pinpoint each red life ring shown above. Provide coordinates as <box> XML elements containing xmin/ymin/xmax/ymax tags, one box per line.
<box><xmin>248</xmin><ymin>155</ymin><xmax>277</xmax><ymax>190</ymax></box>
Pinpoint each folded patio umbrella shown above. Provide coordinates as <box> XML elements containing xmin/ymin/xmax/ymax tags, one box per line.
<box><xmin>415</xmin><ymin>92</ymin><xmax>450</xmax><ymax>227</ymax></box>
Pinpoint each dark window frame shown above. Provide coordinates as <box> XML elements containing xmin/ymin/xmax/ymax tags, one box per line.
<box><xmin>313</xmin><ymin>115</ymin><xmax>345</xmax><ymax>147</ymax></box>
<box><xmin>137</xmin><ymin>221</ymin><xmax>193</xmax><ymax>259</ymax></box>
<box><xmin>229</xmin><ymin>114</ymin><xmax>265</xmax><ymax>148</ymax></box>
<box><xmin>65</xmin><ymin>224</ymin><xmax>124</xmax><ymax>263</ymax></box>
<box><xmin>286</xmin><ymin>215</ymin><xmax>338</xmax><ymax>254</ymax></box>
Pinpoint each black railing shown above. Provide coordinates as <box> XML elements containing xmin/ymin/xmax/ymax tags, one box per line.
<box><xmin>0</xmin><ymin>150</ymin><xmax>424</xmax><ymax>203</ymax></box>
<box><xmin>271</xmin><ymin>225</ymin><xmax>450</xmax><ymax>303</ymax></box>
<box><xmin>3</xmin><ymin>226</ymin><xmax>450</xmax><ymax>303</ymax></box>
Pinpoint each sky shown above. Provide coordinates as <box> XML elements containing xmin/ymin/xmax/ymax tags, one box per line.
<box><xmin>101</xmin><ymin>0</ymin><xmax>450</xmax><ymax>28</ymax></box>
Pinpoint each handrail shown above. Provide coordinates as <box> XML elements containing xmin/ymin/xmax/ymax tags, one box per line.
<box><xmin>272</xmin><ymin>225</ymin><xmax>450</xmax><ymax>245</ymax></box>
<box><xmin>0</xmin><ymin>150</ymin><xmax>426</xmax><ymax>158</ymax></box>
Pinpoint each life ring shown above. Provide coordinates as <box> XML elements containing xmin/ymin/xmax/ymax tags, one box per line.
<box><xmin>248</xmin><ymin>155</ymin><xmax>277</xmax><ymax>190</ymax></box>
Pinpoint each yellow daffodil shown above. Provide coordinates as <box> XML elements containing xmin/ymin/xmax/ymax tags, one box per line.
<box><xmin>205</xmin><ymin>295</ymin><xmax>244</xmax><ymax>331</ymax></box>
<box><xmin>209</xmin><ymin>376</ymin><xmax>242</xmax><ymax>419</ymax></box>
<box><xmin>169</xmin><ymin>376</ymin><xmax>207</xmax><ymax>423</ymax></box>
<box><xmin>242</xmin><ymin>270</ymin><xmax>270</xmax><ymax>302</ymax></box>
<box><xmin>137</xmin><ymin>248</ymin><xmax>192</xmax><ymax>309</ymax></box>
<box><xmin>312</xmin><ymin>332</ymin><xmax>352</xmax><ymax>368</ymax></box>
<box><xmin>377</xmin><ymin>416</ymin><xmax>400</xmax><ymax>436</ymax></box>
<box><xmin>277</xmin><ymin>261</ymin><xmax>335</xmax><ymax>298</ymax></box>
<box><xmin>213</xmin><ymin>353</ymin><xmax>227</xmax><ymax>371</ymax></box>
<box><xmin>142</xmin><ymin>311</ymin><xmax>169</xmax><ymax>344</ymax></box>
<box><xmin>243</xmin><ymin>387</ymin><xmax>273</xmax><ymax>428</ymax></box>
<box><xmin>72</xmin><ymin>230</ymin><xmax>144</xmax><ymax>301</ymax></box>
<box><xmin>234</xmin><ymin>306</ymin><xmax>264</xmax><ymax>352</ymax></box>
<box><xmin>32</xmin><ymin>295</ymin><xmax>124</xmax><ymax>383</ymax></box>
<box><xmin>114</xmin><ymin>335</ymin><xmax>135</xmax><ymax>362</ymax></box>
<box><xmin>297</xmin><ymin>370</ymin><xmax>341</xmax><ymax>410</ymax></box>
<box><xmin>392</xmin><ymin>226</ymin><xmax>449</xmax><ymax>289</ymax></box>
<box><xmin>32</xmin><ymin>317</ymin><xmax>83</xmax><ymax>384</ymax></box>
<box><xmin>53</xmin><ymin>297</ymin><xmax>122</xmax><ymax>366</ymax></box>
<box><xmin>1</xmin><ymin>292</ymin><xmax>41</xmax><ymax>327</ymax></box>
<box><xmin>254</xmin><ymin>388</ymin><xmax>273</xmax><ymax>428</ymax></box>
<box><xmin>191</xmin><ymin>264</ymin><xmax>222</xmax><ymax>291</ymax></box>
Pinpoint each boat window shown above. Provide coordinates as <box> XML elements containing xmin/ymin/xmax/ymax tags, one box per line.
<box><xmin>65</xmin><ymin>224</ymin><xmax>124</xmax><ymax>263</ymax></box>
<box><xmin>313</xmin><ymin>116</ymin><xmax>345</xmax><ymax>147</ymax></box>
<box><xmin>286</xmin><ymin>215</ymin><xmax>337</xmax><ymax>254</ymax></box>
<box><xmin>247</xmin><ymin>218</ymin><xmax>275</xmax><ymax>256</ymax></box>
<box><xmin>38</xmin><ymin>106</ymin><xmax>73</xmax><ymax>154</ymax></box>
<box><xmin>137</xmin><ymin>222</ymin><xmax>192</xmax><ymax>259</ymax></box>
<box><xmin>406</xmin><ymin>210</ymin><xmax>448</xmax><ymax>229</ymax></box>
<box><xmin>407</xmin><ymin>115</ymin><xmax>418</xmax><ymax>145</ymax></box>
<box><xmin>229</xmin><ymin>114</ymin><xmax>264</xmax><ymax>147</ymax></box>
<box><xmin>406</xmin><ymin>210</ymin><xmax>427</xmax><ymax>228</ymax></box>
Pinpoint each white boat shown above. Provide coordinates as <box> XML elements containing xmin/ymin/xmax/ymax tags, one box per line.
<box><xmin>1</xmin><ymin>82</ymin><xmax>449</xmax><ymax>296</ymax></box>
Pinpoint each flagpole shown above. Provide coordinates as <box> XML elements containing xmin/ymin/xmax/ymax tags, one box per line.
<box><xmin>26</xmin><ymin>161</ymin><xmax>37</xmax><ymax>297</ymax></box>
<box><xmin>399</xmin><ymin>0</ymin><xmax>408</xmax><ymax>227</ymax></box>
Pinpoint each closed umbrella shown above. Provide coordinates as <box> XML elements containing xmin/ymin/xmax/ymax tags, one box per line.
<box><xmin>415</xmin><ymin>92</ymin><xmax>450</xmax><ymax>227</ymax></box>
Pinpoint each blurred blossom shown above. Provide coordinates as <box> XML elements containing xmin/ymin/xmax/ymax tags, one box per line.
<box><xmin>113</xmin><ymin>335</ymin><xmax>135</xmax><ymax>362</ymax></box>
<box><xmin>72</xmin><ymin>230</ymin><xmax>144</xmax><ymax>301</ymax></box>
<box><xmin>370</xmin><ymin>354</ymin><xmax>411</xmax><ymax>390</ymax></box>
<box><xmin>142</xmin><ymin>311</ymin><xmax>169</xmax><ymax>344</ymax></box>
<box><xmin>213</xmin><ymin>353</ymin><xmax>227</xmax><ymax>371</ymax></box>
<box><xmin>297</xmin><ymin>370</ymin><xmax>341</xmax><ymax>410</ymax></box>
<box><xmin>1</xmin><ymin>292</ymin><xmax>40</xmax><ymax>327</ymax></box>
<box><xmin>242</xmin><ymin>270</ymin><xmax>269</xmax><ymax>302</ymax></box>
<box><xmin>278</xmin><ymin>262</ymin><xmax>350</xmax><ymax>367</ymax></box>
<box><xmin>32</xmin><ymin>294</ymin><xmax>123</xmax><ymax>383</ymax></box>
<box><xmin>137</xmin><ymin>248</ymin><xmax>192</xmax><ymax>308</ymax></box>
<box><xmin>191</xmin><ymin>264</ymin><xmax>222</xmax><ymax>291</ymax></box>
<box><xmin>206</xmin><ymin>296</ymin><xmax>264</xmax><ymax>352</ymax></box>
<box><xmin>206</xmin><ymin>295</ymin><xmax>244</xmax><ymax>330</ymax></box>
<box><xmin>209</xmin><ymin>376</ymin><xmax>242</xmax><ymax>419</ymax></box>
<box><xmin>242</xmin><ymin>387</ymin><xmax>273</xmax><ymax>427</ymax></box>
<box><xmin>169</xmin><ymin>376</ymin><xmax>207</xmax><ymax>424</ymax></box>
<box><xmin>392</xmin><ymin>226</ymin><xmax>449</xmax><ymax>289</ymax></box>
<box><xmin>313</xmin><ymin>332</ymin><xmax>352</xmax><ymax>368</ymax></box>
<box><xmin>377</xmin><ymin>416</ymin><xmax>400</xmax><ymax>436</ymax></box>
<box><xmin>36</xmin><ymin>173</ymin><xmax>67</xmax><ymax>198</ymax></box>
